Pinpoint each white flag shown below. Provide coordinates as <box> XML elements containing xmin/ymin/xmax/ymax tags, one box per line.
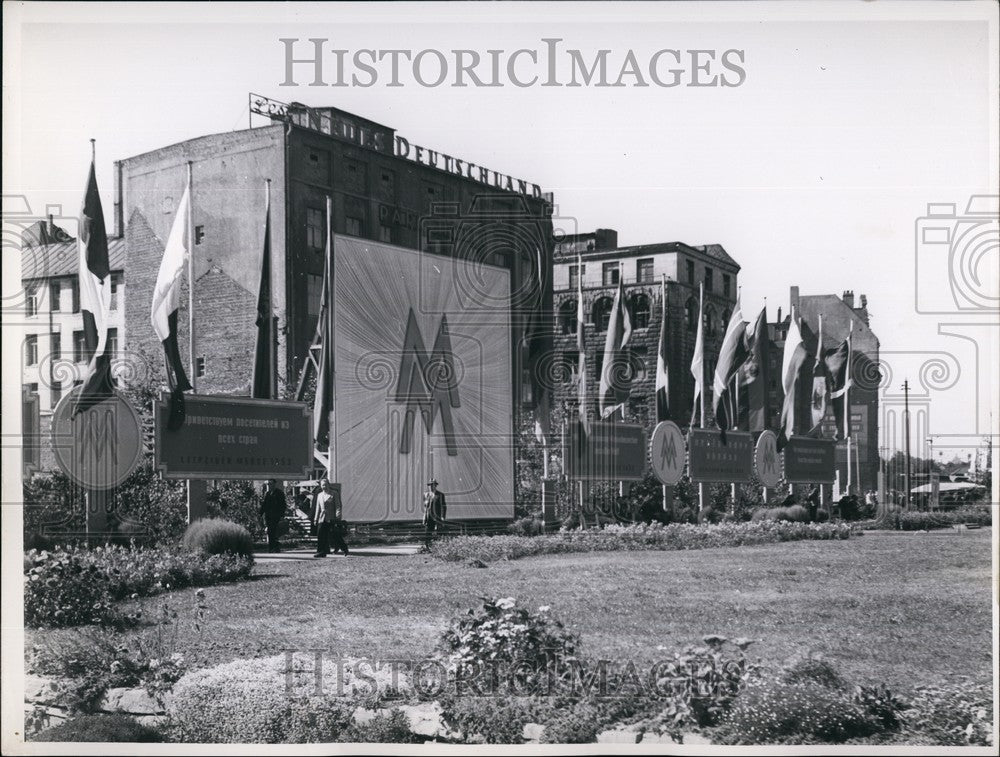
<box><xmin>151</xmin><ymin>182</ymin><xmax>191</xmax><ymax>342</ymax></box>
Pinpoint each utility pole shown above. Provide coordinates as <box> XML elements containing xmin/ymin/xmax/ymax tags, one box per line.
<box><xmin>903</xmin><ymin>379</ymin><xmax>911</xmax><ymax>511</ymax></box>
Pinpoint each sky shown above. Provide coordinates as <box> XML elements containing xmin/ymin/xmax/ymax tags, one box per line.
<box><xmin>4</xmin><ymin>1</ymin><xmax>998</xmax><ymax>464</ymax></box>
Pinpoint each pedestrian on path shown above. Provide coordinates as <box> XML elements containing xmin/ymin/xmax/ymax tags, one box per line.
<box><xmin>421</xmin><ymin>479</ymin><xmax>447</xmax><ymax>552</ymax></box>
<box><xmin>314</xmin><ymin>481</ymin><xmax>350</xmax><ymax>556</ymax></box>
<box><xmin>261</xmin><ymin>479</ymin><xmax>287</xmax><ymax>553</ymax></box>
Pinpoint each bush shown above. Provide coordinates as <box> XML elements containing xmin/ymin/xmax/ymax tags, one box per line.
<box><xmin>182</xmin><ymin>518</ymin><xmax>254</xmax><ymax>559</ymax></box>
<box><xmin>722</xmin><ymin>679</ymin><xmax>879</xmax><ymax>744</ymax></box>
<box><xmin>440</xmin><ymin>696</ymin><xmax>540</xmax><ymax>744</ymax></box>
<box><xmin>33</xmin><ymin>714</ymin><xmax>163</xmax><ymax>742</ymax></box>
<box><xmin>508</xmin><ymin>514</ymin><xmax>543</xmax><ymax>537</ymax></box>
<box><xmin>899</xmin><ymin>678</ymin><xmax>993</xmax><ymax>746</ymax></box>
<box><xmin>206</xmin><ymin>480</ymin><xmax>265</xmax><ymax>541</ymax></box>
<box><xmin>779</xmin><ymin>653</ymin><xmax>846</xmax><ymax>689</ymax></box>
<box><xmin>91</xmin><ymin>544</ymin><xmax>253</xmax><ymax>600</ymax></box>
<box><xmin>539</xmin><ymin>701</ymin><xmax>603</xmax><ymax>744</ymax></box>
<box><xmin>432</xmin><ymin>521</ymin><xmax>853</xmax><ymax>564</ymax></box>
<box><xmin>24</xmin><ymin>549</ymin><xmax>116</xmax><ymax>628</ymax></box>
<box><xmin>340</xmin><ymin>710</ymin><xmax>421</xmax><ymax>743</ymax></box>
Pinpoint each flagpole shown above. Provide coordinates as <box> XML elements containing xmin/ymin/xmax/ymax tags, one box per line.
<box><xmin>326</xmin><ymin>195</ymin><xmax>337</xmax><ymax>484</ymax></box>
<box><xmin>698</xmin><ymin>282</ymin><xmax>705</xmax><ymax>513</ymax></box>
<box><xmin>185</xmin><ymin>160</ymin><xmax>207</xmax><ymax>522</ymax></box>
<box><xmin>265</xmin><ymin>178</ymin><xmax>277</xmax><ymax>399</ymax></box>
<box><xmin>846</xmin><ymin>321</ymin><xmax>853</xmax><ymax>495</ymax></box>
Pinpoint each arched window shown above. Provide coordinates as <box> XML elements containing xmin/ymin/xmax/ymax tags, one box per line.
<box><xmin>704</xmin><ymin>305</ymin><xmax>716</xmax><ymax>338</ymax></box>
<box><xmin>559</xmin><ymin>299</ymin><xmax>577</xmax><ymax>335</ymax></box>
<box><xmin>630</xmin><ymin>293</ymin><xmax>651</xmax><ymax>329</ymax></box>
<box><xmin>592</xmin><ymin>297</ymin><xmax>614</xmax><ymax>331</ymax></box>
<box><xmin>685</xmin><ymin>298</ymin><xmax>698</xmax><ymax>332</ymax></box>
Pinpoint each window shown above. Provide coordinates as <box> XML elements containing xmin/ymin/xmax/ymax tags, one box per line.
<box><xmin>592</xmin><ymin>297</ymin><xmax>614</xmax><ymax>331</ymax></box>
<box><xmin>50</xmin><ymin>332</ymin><xmax>61</xmax><ymax>360</ymax></box>
<box><xmin>704</xmin><ymin>305</ymin><xmax>716</xmax><ymax>337</ymax></box>
<box><xmin>379</xmin><ymin>224</ymin><xmax>392</xmax><ymax>243</ymax></box>
<box><xmin>107</xmin><ymin>328</ymin><xmax>119</xmax><ymax>356</ymax></box>
<box><xmin>50</xmin><ymin>281</ymin><xmax>61</xmax><ymax>312</ymax></box>
<box><xmin>25</xmin><ymin>335</ymin><xmax>38</xmax><ymax>365</ymax></box>
<box><xmin>636</xmin><ymin>258</ymin><xmax>654</xmax><ymax>284</ymax></box>
<box><xmin>306</xmin><ymin>207</ymin><xmax>324</xmax><ymax>251</ymax></box>
<box><xmin>307</xmin><ymin>274</ymin><xmax>323</xmax><ymax>317</ymax></box>
<box><xmin>559</xmin><ymin>299</ymin><xmax>578</xmax><ymax>335</ymax></box>
<box><xmin>196</xmin><ymin>357</ymin><xmax>206</xmax><ymax>378</ymax></box>
<box><xmin>26</xmin><ymin>287</ymin><xmax>38</xmax><ymax>317</ymax></box>
<box><xmin>686</xmin><ymin>260</ymin><xmax>695</xmax><ymax>285</ymax></box>
<box><xmin>194</xmin><ymin>225</ymin><xmax>205</xmax><ymax>245</ymax></box>
<box><xmin>630</xmin><ymin>294</ymin><xmax>651</xmax><ymax>329</ymax></box>
<box><xmin>380</xmin><ymin>169</ymin><xmax>396</xmax><ymax>198</ymax></box>
<box><xmin>51</xmin><ymin>383</ymin><xmax>63</xmax><ymax>408</ymax></box>
<box><xmin>345</xmin><ymin>216</ymin><xmax>363</xmax><ymax>237</ymax></box>
<box><xmin>110</xmin><ymin>275</ymin><xmax>121</xmax><ymax>311</ymax></box>
<box><xmin>704</xmin><ymin>266</ymin><xmax>714</xmax><ymax>293</ymax></box>
<box><xmin>27</xmin><ymin>383</ymin><xmax>39</xmax><ymax>395</ymax></box>
<box><xmin>569</xmin><ymin>264</ymin><xmax>585</xmax><ymax>290</ymax></box>
<box><xmin>602</xmin><ymin>262</ymin><xmax>620</xmax><ymax>287</ymax></box>
<box><xmin>722</xmin><ymin>274</ymin><xmax>731</xmax><ymax>299</ymax></box>
<box><xmin>73</xmin><ymin>330</ymin><xmax>88</xmax><ymax>363</ymax></box>
<box><xmin>685</xmin><ymin>298</ymin><xmax>698</xmax><ymax>332</ymax></box>
<box><xmin>71</xmin><ymin>282</ymin><xmax>80</xmax><ymax>313</ymax></box>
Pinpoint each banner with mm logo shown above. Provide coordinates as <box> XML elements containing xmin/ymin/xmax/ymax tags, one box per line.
<box><xmin>783</xmin><ymin>436</ymin><xmax>836</xmax><ymax>483</ymax></box>
<box><xmin>688</xmin><ymin>429</ymin><xmax>753</xmax><ymax>483</ymax></box>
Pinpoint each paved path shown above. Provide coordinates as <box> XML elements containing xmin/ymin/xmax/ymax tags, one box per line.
<box><xmin>254</xmin><ymin>543</ymin><xmax>423</xmax><ymax>562</ymax></box>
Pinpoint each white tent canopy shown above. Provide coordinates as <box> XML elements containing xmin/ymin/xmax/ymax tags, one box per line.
<box><xmin>910</xmin><ymin>481</ymin><xmax>984</xmax><ymax>493</ymax></box>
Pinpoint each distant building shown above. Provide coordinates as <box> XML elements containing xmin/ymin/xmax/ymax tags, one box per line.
<box><xmin>20</xmin><ymin>218</ymin><xmax>126</xmax><ymax>469</ymax></box>
<box><xmin>771</xmin><ymin>287</ymin><xmax>880</xmax><ymax>492</ymax></box>
<box><xmin>551</xmin><ymin>229</ymin><xmax>740</xmax><ymax>432</ymax></box>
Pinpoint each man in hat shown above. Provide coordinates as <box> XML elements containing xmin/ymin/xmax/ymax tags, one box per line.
<box><xmin>260</xmin><ymin>479</ymin><xmax>287</xmax><ymax>553</ymax></box>
<box><xmin>421</xmin><ymin>479</ymin><xmax>447</xmax><ymax>551</ymax></box>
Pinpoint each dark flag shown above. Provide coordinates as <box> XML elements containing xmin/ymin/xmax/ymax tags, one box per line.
<box><xmin>809</xmin><ymin>316</ymin><xmax>830</xmax><ymax>435</ymax></box>
<box><xmin>713</xmin><ymin>298</ymin><xmax>749</xmax><ymax>434</ymax></box>
<box><xmin>312</xmin><ymin>209</ymin><xmax>334</xmax><ymax>454</ymax></box>
<box><xmin>654</xmin><ymin>277</ymin><xmax>670</xmax><ymax>422</ymax></box>
<box><xmin>598</xmin><ymin>269</ymin><xmax>633</xmax><ymax>418</ymax></box>
<box><xmin>251</xmin><ymin>188</ymin><xmax>276</xmax><ymax>399</ymax></box>
<box><xmin>530</xmin><ymin>246</ymin><xmax>552</xmax><ymax>443</ymax></box>
<box><xmin>73</xmin><ymin>157</ymin><xmax>116</xmax><ymax>415</ymax></box>
<box><xmin>744</xmin><ymin>307</ymin><xmax>771</xmax><ymax>433</ymax></box>
<box><xmin>825</xmin><ymin>333</ymin><xmax>852</xmax><ymax>441</ymax></box>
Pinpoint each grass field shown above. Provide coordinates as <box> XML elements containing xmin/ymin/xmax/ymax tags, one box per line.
<box><xmin>28</xmin><ymin>529</ymin><xmax>994</xmax><ymax>693</ymax></box>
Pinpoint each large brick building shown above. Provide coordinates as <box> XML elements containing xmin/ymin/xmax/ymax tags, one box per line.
<box><xmin>550</xmin><ymin>229</ymin><xmax>741</xmax><ymax>433</ymax></box>
<box><xmin>117</xmin><ymin>96</ymin><xmax>554</xmax><ymax>409</ymax></box>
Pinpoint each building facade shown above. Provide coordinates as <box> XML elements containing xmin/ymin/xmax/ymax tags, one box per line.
<box><xmin>551</xmin><ymin>229</ymin><xmax>741</xmax><ymax>435</ymax></box>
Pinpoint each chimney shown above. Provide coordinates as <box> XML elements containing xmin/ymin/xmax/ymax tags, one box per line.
<box><xmin>776</xmin><ymin>306</ymin><xmax>783</xmax><ymax>323</ymax></box>
<box><xmin>842</xmin><ymin>289</ymin><xmax>855</xmax><ymax>308</ymax></box>
<box><xmin>789</xmin><ymin>286</ymin><xmax>800</xmax><ymax>314</ymax></box>
<box><xmin>859</xmin><ymin>294</ymin><xmax>867</xmax><ymax>310</ymax></box>
<box><xmin>595</xmin><ymin>228</ymin><xmax>618</xmax><ymax>251</ymax></box>
<box><xmin>47</xmin><ymin>214</ymin><xmax>55</xmax><ymax>239</ymax></box>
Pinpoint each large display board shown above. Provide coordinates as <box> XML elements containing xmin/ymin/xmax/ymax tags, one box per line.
<box><xmin>333</xmin><ymin>236</ymin><xmax>514</xmax><ymax>522</ymax></box>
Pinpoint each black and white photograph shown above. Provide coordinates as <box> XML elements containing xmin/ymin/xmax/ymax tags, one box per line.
<box><xmin>2</xmin><ymin>1</ymin><xmax>997</xmax><ymax>752</ymax></box>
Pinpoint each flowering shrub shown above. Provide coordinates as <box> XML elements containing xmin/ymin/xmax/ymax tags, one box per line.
<box><xmin>32</xmin><ymin>714</ymin><xmax>163</xmax><ymax>742</ymax></box>
<box><xmin>899</xmin><ymin>678</ymin><xmax>993</xmax><ymax>746</ymax></box>
<box><xmin>24</xmin><ymin>549</ymin><xmax>117</xmax><ymax>628</ymax></box>
<box><xmin>182</xmin><ymin>518</ymin><xmax>254</xmax><ymax>559</ymax></box>
<box><xmin>24</xmin><ymin>545</ymin><xmax>251</xmax><ymax>627</ymax></box>
<box><xmin>438</xmin><ymin>597</ymin><xmax>579</xmax><ymax>692</ymax></box>
<box><xmin>433</xmin><ymin>521</ymin><xmax>853</xmax><ymax>563</ymax></box>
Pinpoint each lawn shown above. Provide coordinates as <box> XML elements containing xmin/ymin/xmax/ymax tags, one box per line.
<box><xmin>28</xmin><ymin>529</ymin><xmax>993</xmax><ymax>693</ymax></box>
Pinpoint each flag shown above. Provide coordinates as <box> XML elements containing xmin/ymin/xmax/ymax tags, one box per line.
<box><xmin>809</xmin><ymin>317</ymin><xmax>830</xmax><ymax>434</ymax></box>
<box><xmin>73</xmin><ymin>157</ymin><xmax>115</xmax><ymax>415</ymax></box>
<box><xmin>689</xmin><ymin>283</ymin><xmax>705</xmax><ymax>427</ymax></box>
<box><xmin>744</xmin><ymin>307</ymin><xmax>771</xmax><ymax>433</ymax></box>
<box><xmin>778</xmin><ymin>309</ymin><xmax>807</xmax><ymax>447</ymax></box>
<box><xmin>576</xmin><ymin>256</ymin><xmax>589</xmax><ymax>435</ymax></box>
<box><xmin>598</xmin><ymin>271</ymin><xmax>633</xmax><ymax>418</ymax></box>
<box><xmin>654</xmin><ymin>278</ymin><xmax>670</xmax><ymax>423</ymax></box>
<box><xmin>825</xmin><ymin>332</ymin><xmax>852</xmax><ymax>441</ymax></box>
<box><xmin>251</xmin><ymin>189</ymin><xmax>275</xmax><ymax>399</ymax></box>
<box><xmin>713</xmin><ymin>297</ymin><xmax>749</xmax><ymax>433</ymax></box>
<box><xmin>530</xmin><ymin>246</ymin><xmax>551</xmax><ymax>443</ymax></box>
<box><xmin>312</xmin><ymin>215</ymin><xmax>334</xmax><ymax>452</ymax></box>
<box><xmin>151</xmin><ymin>180</ymin><xmax>194</xmax><ymax>396</ymax></box>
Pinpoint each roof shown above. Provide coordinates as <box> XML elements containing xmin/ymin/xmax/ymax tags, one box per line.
<box><xmin>558</xmin><ymin>240</ymin><xmax>740</xmax><ymax>270</ymax></box>
<box><xmin>22</xmin><ymin>237</ymin><xmax>126</xmax><ymax>281</ymax></box>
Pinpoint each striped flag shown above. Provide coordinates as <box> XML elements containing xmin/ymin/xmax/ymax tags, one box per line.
<box><xmin>598</xmin><ymin>270</ymin><xmax>633</xmax><ymax>418</ymax></box>
<box><xmin>576</xmin><ymin>256</ymin><xmax>589</xmax><ymax>435</ymax></box>
<box><xmin>150</xmin><ymin>180</ymin><xmax>193</xmax><ymax>395</ymax></box>
<box><xmin>744</xmin><ymin>307</ymin><xmax>771</xmax><ymax>433</ymax></box>
<box><xmin>689</xmin><ymin>282</ymin><xmax>705</xmax><ymax>427</ymax></box>
<box><xmin>809</xmin><ymin>316</ymin><xmax>830</xmax><ymax>434</ymax></box>
<box><xmin>778</xmin><ymin>308</ymin><xmax>807</xmax><ymax>447</ymax></box>
<box><xmin>713</xmin><ymin>296</ymin><xmax>749</xmax><ymax>433</ymax></box>
<box><xmin>825</xmin><ymin>330</ymin><xmax>853</xmax><ymax>441</ymax></box>
<box><xmin>73</xmin><ymin>157</ymin><xmax>115</xmax><ymax>415</ymax></box>
<box><xmin>654</xmin><ymin>278</ymin><xmax>670</xmax><ymax>422</ymax></box>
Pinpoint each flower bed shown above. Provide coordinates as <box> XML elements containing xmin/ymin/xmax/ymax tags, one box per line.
<box><xmin>857</xmin><ymin>507</ymin><xmax>993</xmax><ymax>532</ymax></box>
<box><xmin>431</xmin><ymin>521</ymin><xmax>853</xmax><ymax>564</ymax></box>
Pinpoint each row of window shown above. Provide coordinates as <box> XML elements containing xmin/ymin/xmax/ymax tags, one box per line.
<box><xmin>23</xmin><ymin>329</ymin><xmax>119</xmax><ymax>366</ymax></box>
<box><xmin>305</xmin><ymin>206</ymin><xmax>393</xmax><ymax>249</ymax></box>
<box><xmin>569</xmin><ymin>261</ymin><xmax>731</xmax><ymax>296</ymax></box>
<box><xmin>25</xmin><ymin>276</ymin><xmax>122</xmax><ymax>318</ymax></box>
<box><xmin>558</xmin><ymin>296</ymin><xmax>732</xmax><ymax>336</ymax></box>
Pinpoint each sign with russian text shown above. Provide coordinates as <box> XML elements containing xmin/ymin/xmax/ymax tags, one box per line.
<box><xmin>565</xmin><ymin>421</ymin><xmax>647</xmax><ymax>481</ymax></box>
<box><xmin>155</xmin><ymin>393</ymin><xmax>312</xmax><ymax>480</ymax></box>
<box><xmin>649</xmin><ymin>421</ymin><xmax>685</xmax><ymax>485</ymax></box>
<box><xmin>754</xmin><ymin>430</ymin><xmax>781</xmax><ymax>487</ymax></box>
<box><xmin>688</xmin><ymin>429</ymin><xmax>753</xmax><ymax>483</ymax></box>
<box><xmin>782</xmin><ymin>436</ymin><xmax>836</xmax><ymax>483</ymax></box>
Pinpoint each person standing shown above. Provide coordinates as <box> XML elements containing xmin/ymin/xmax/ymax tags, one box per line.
<box><xmin>421</xmin><ymin>479</ymin><xmax>447</xmax><ymax>551</ymax></box>
<box><xmin>260</xmin><ymin>479</ymin><xmax>287</xmax><ymax>553</ymax></box>
<box><xmin>314</xmin><ymin>480</ymin><xmax>336</xmax><ymax>557</ymax></box>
